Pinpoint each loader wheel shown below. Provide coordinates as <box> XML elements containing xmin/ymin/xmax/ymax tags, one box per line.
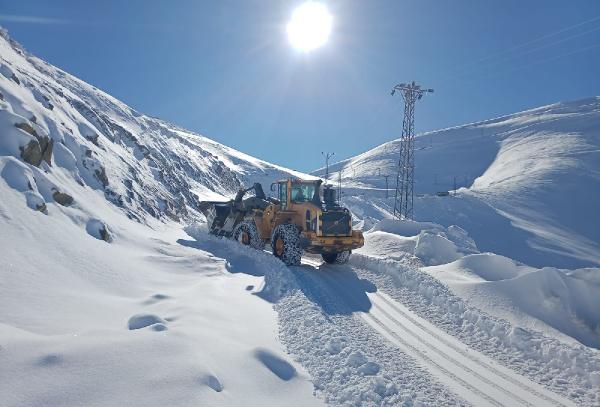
<box><xmin>233</xmin><ymin>221</ymin><xmax>265</xmax><ymax>250</ymax></box>
<box><xmin>321</xmin><ymin>250</ymin><xmax>351</xmax><ymax>264</ymax></box>
<box><xmin>271</xmin><ymin>224</ymin><xmax>302</xmax><ymax>266</ymax></box>
<box><xmin>335</xmin><ymin>250</ymin><xmax>351</xmax><ymax>264</ymax></box>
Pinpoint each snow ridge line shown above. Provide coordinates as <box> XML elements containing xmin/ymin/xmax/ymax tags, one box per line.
<box><xmin>373</xmin><ymin>291</ymin><xmax>567</xmax><ymax>407</ymax></box>
<box><xmin>348</xmin><ymin>253</ymin><xmax>600</xmax><ymax>406</ymax></box>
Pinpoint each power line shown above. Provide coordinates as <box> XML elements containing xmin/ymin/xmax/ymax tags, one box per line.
<box><xmin>465</xmin><ymin>41</ymin><xmax>600</xmax><ymax>84</ymax></box>
<box><xmin>443</xmin><ymin>14</ymin><xmax>600</xmax><ymax>80</ymax></box>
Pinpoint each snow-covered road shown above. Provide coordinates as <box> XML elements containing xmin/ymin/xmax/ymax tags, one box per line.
<box><xmin>299</xmin><ymin>257</ymin><xmax>575</xmax><ymax>407</ymax></box>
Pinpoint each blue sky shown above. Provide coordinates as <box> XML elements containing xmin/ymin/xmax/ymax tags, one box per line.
<box><xmin>1</xmin><ymin>0</ymin><xmax>600</xmax><ymax>172</ymax></box>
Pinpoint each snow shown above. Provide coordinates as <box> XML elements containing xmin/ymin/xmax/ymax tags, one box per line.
<box><xmin>424</xmin><ymin>254</ymin><xmax>600</xmax><ymax>348</ymax></box>
<box><xmin>0</xmin><ymin>167</ymin><xmax>321</xmax><ymax>407</ymax></box>
<box><xmin>316</xmin><ymin>97</ymin><xmax>600</xmax><ymax>269</ymax></box>
<box><xmin>2</xmin><ymin>24</ymin><xmax>600</xmax><ymax>407</ymax></box>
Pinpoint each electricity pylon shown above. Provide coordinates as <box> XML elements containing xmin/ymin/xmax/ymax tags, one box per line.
<box><xmin>391</xmin><ymin>81</ymin><xmax>433</xmax><ymax>220</ymax></box>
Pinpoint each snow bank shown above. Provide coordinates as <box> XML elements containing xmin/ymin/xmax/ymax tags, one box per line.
<box><xmin>362</xmin><ymin>218</ymin><xmax>600</xmax><ymax>348</ymax></box>
<box><xmin>359</xmin><ymin>219</ymin><xmax>478</xmax><ymax>266</ymax></box>
<box><xmin>425</xmin><ymin>253</ymin><xmax>600</xmax><ymax>348</ymax></box>
<box><xmin>349</xmin><ymin>252</ymin><xmax>600</xmax><ymax>406</ymax></box>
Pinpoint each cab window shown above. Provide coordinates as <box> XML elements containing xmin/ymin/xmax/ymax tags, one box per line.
<box><xmin>279</xmin><ymin>182</ymin><xmax>288</xmax><ymax>209</ymax></box>
<box><xmin>291</xmin><ymin>183</ymin><xmax>315</xmax><ymax>203</ymax></box>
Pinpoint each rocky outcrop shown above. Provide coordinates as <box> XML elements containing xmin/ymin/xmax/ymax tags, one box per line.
<box><xmin>15</xmin><ymin>121</ymin><xmax>37</xmax><ymax>136</ymax></box>
<box><xmin>86</xmin><ymin>219</ymin><xmax>112</xmax><ymax>242</ymax></box>
<box><xmin>95</xmin><ymin>167</ymin><xmax>109</xmax><ymax>187</ymax></box>
<box><xmin>52</xmin><ymin>190</ymin><xmax>74</xmax><ymax>206</ymax></box>
<box><xmin>20</xmin><ymin>139</ymin><xmax>43</xmax><ymax>167</ymax></box>
<box><xmin>40</xmin><ymin>137</ymin><xmax>53</xmax><ymax>165</ymax></box>
<box><xmin>35</xmin><ymin>202</ymin><xmax>47</xmax><ymax>212</ymax></box>
<box><xmin>99</xmin><ymin>225</ymin><xmax>111</xmax><ymax>242</ymax></box>
<box><xmin>15</xmin><ymin>122</ymin><xmax>53</xmax><ymax>167</ymax></box>
<box><xmin>24</xmin><ymin>191</ymin><xmax>47</xmax><ymax>213</ymax></box>
<box><xmin>85</xmin><ymin>133</ymin><xmax>99</xmax><ymax>146</ymax></box>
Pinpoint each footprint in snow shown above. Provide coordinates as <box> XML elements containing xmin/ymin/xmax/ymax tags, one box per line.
<box><xmin>142</xmin><ymin>293</ymin><xmax>170</xmax><ymax>305</ymax></box>
<box><xmin>37</xmin><ymin>354</ymin><xmax>62</xmax><ymax>366</ymax></box>
<box><xmin>254</xmin><ymin>349</ymin><xmax>296</xmax><ymax>381</ymax></box>
<box><xmin>202</xmin><ymin>374</ymin><xmax>223</xmax><ymax>392</ymax></box>
<box><xmin>127</xmin><ymin>313</ymin><xmax>168</xmax><ymax>331</ymax></box>
<box><xmin>245</xmin><ymin>285</ymin><xmax>254</xmax><ymax>291</ymax></box>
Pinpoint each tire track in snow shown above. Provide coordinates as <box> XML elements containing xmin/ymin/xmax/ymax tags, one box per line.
<box><xmin>373</xmin><ymin>291</ymin><xmax>570</xmax><ymax>407</ymax></box>
<box><xmin>313</xmin><ymin>263</ymin><xmax>574</xmax><ymax>407</ymax></box>
<box><xmin>290</xmin><ymin>259</ymin><xmax>469</xmax><ymax>405</ymax></box>
<box><xmin>316</xmin><ymin>270</ymin><xmax>506</xmax><ymax>407</ymax></box>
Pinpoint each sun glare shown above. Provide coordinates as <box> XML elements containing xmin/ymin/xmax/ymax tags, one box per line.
<box><xmin>287</xmin><ymin>2</ymin><xmax>332</xmax><ymax>52</ymax></box>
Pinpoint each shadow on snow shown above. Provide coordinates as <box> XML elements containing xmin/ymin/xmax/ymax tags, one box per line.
<box><xmin>178</xmin><ymin>234</ymin><xmax>375</xmax><ymax>315</ymax></box>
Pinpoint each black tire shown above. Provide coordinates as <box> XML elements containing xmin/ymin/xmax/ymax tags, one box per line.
<box><xmin>321</xmin><ymin>250</ymin><xmax>351</xmax><ymax>264</ymax></box>
<box><xmin>232</xmin><ymin>220</ymin><xmax>265</xmax><ymax>250</ymax></box>
<box><xmin>321</xmin><ymin>253</ymin><xmax>338</xmax><ymax>264</ymax></box>
<box><xmin>271</xmin><ymin>224</ymin><xmax>302</xmax><ymax>266</ymax></box>
<box><xmin>335</xmin><ymin>250</ymin><xmax>351</xmax><ymax>264</ymax></box>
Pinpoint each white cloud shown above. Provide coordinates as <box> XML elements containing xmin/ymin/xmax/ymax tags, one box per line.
<box><xmin>0</xmin><ymin>14</ymin><xmax>68</xmax><ymax>24</ymax></box>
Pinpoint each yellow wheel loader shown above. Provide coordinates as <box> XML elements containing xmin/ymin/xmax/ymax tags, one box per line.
<box><xmin>199</xmin><ymin>178</ymin><xmax>364</xmax><ymax>266</ymax></box>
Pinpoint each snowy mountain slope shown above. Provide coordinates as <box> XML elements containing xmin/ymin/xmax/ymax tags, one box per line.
<box><xmin>314</xmin><ymin>98</ymin><xmax>600</xmax><ymax>269</ymax></box>
<box><xmin>0</xmin><ymin>27</ymin><xmax>313</xmax><ymax>225</ymax></box>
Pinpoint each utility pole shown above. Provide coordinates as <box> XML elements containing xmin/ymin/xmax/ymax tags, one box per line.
<box><xmin>453</xmin><ymin>175</ymin><xmax>457</xmax><ymax>196</ymax></box>
<box><xmin>321</xmin><ymin>151</ymin><xmax>334</xmax><ymax>182</ymax></box>
<box><xmin>391</xmin><ymin>81</ymin><xmax>433</xmax><ymax>220</ymax></box>
<box><xmin>377</xmin><ymin>167</ymin><xmax>389</xmax><ymax>198</ymax></box>
<box><xmin>383</xmin><ymin>174</ymin><xmax>390</xmax><ymax>198</ymax></box>
<box><xmin>338</xmin><ymin>169</ymin><xmax>342</xmax><ymax>202</ymax></box>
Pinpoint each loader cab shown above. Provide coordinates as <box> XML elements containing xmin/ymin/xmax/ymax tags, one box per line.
<box><xmin>275</xmin><ymin>179</ymin><xmax>322</xmax><ymax>210</ymax></box>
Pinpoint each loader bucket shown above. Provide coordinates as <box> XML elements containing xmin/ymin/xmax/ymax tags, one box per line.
<box><xmin>199</xmin><ymin>201</ymin><xmax>236</xmax><ymax>236</ymax></box>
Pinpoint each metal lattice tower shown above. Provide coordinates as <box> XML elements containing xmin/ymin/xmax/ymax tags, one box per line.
<box><xmin>391</xmin><ymin>81</ymin><xmax>433</xmax><ymax>220</ymax></box>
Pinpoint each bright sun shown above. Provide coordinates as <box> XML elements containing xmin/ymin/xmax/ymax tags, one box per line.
<box><xmin>287</xmin><ymin>2</ymin><xmax>332</xmax><ymax>52</ymax></box>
